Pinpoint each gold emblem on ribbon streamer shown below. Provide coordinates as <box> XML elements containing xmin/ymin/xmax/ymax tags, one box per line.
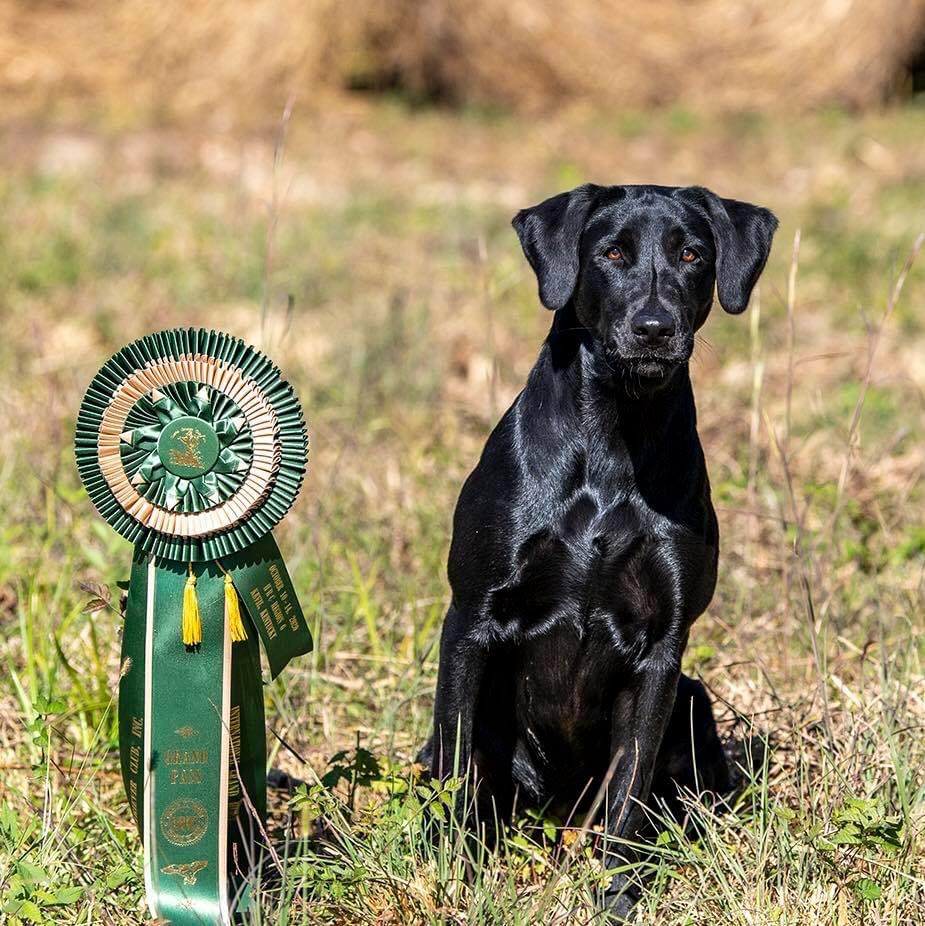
<box><xmin>160</xmin><ymin>797</ymin><xmax>209</xmax><ymax>847</ymax></box>
<box><xmin>160</xmin><ymin>859</ymin><xmax>208</xmax><ymax>886</ymax></box>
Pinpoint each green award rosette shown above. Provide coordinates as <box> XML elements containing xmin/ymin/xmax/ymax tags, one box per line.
<box><xmin>75</xmin><ymin>328</ymin><xmax>312</xmax><ymax>923</ymax></box>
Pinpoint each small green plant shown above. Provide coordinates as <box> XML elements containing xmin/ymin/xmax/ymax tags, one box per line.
<box><xmin>815</xmin><ymin>797</ymin><xmax>903</xmax><ymax>854</ymax></box>
<box><xmin>1</xmin><ymin>863</ymin><xmax>84</xmax><ymax>925</ymax></box>
<box><xmin>25</xmin><ymin>693</ymin><xmax>65</xmax><ymax>752</ymax></box>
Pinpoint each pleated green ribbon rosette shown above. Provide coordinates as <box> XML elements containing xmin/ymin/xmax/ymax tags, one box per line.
<box><xmin>75</xmin><ymin>328</ymin><xmax>313</xmax><ymax>924</ymax></box>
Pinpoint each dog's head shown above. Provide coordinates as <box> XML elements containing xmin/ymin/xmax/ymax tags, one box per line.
<box><xmin>513</xmin><ymin>184</ymin><xmax>778</xmax><ymax>381</ymax></box>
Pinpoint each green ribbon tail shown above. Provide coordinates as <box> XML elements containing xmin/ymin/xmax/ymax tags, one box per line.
<box><xmin>121</xmin><ymin>556</ymin><xmax>268</xmax><ymax>924</ymax></box>
<box><xmin>119</xmin><ymin>548</ymin><xmax>149</xmax><ymax>836</ymax></box>
<box><xmin>224</xmin><ymin>532</ymin><xmax>313</xmax><ymax>679</ymax></box>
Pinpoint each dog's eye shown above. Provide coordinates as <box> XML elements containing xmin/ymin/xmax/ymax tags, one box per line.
<box><xmin>605</xmin><ymin>247</ymin><xmax>624</xmax><ymax>262</ymax></box>
<box><xmin>680</xmin><ymin>247</ymin><xmax>699</xmax><ymax>263</ymax></box>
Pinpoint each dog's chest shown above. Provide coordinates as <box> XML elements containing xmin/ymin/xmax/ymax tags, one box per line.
<box><xmin>489</xmin><ymin>487</ymin><xmax>702</xmax><ymax>650</ymax></box>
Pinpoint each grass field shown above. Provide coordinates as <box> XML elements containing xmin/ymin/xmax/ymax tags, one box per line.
<box><xmin>1</xmin><ymin>100</ymin><xmax>924</xmax><ymax>924</ymax></box>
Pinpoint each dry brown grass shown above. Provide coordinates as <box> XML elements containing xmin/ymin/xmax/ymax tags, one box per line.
<box><xmin>2</xmin><ymin>1</ymin><xmax>924</xmax><ymax>128</ymax></box>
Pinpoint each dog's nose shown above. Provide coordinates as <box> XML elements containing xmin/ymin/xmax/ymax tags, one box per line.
<box><xmin>631</xmin><ymin>313</ymin><xmax>676</xmax><ymax>346</ymax></box>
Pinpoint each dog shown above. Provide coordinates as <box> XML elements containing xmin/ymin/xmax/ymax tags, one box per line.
<box><xmin>419</xmin><ymin>183</ymin><xmax>777</xmax><ymax>919</ymax></box>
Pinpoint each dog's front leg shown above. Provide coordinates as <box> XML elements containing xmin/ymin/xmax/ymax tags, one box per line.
<box><xmin>602</xmin><ymin>649</ymin><xmax>681</xmax><ymax>920</ymax></box>
<box><xmin>430</xmin><ymin>603</ymin><xmax>487</xmax><ymax>784</ymax></box>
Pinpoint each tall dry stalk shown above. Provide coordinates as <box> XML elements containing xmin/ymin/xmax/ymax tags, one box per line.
<box><xmin>829</xmin><ymin>233</ymin><xmax>925</xmax><ymax>536</ymax></box>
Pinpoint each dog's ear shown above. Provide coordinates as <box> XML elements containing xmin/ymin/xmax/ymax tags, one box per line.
<box><xmin>512</xmin><ymin>184</ymin><xmax>601</xmax><ymax>311</ymax></box>
<box><xmin>693</xmin><ymin>188</ymin><xmax>778</xmax><ymax>315</ymax></box>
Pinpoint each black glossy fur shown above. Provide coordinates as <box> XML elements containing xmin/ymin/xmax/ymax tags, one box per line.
<box><xmin>419</xmin><ymin>184</ymin><xmax>777</xmax><ymax>919</ymax></box>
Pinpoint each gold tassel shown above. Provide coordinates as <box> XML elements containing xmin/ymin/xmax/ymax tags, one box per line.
<box><xmin>182</xmin><ymin>566</ymin><xmax>202</xmax><ymax>646</ymax></box>
<box><xmin>224</xmin><ymin>572</ymin><xmax>248</xmax><ymax>643</ymax></box>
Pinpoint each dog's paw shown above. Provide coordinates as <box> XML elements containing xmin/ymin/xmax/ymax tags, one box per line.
<box><xmin>415</xmin><ymin>735</ymin><xmax>435</xmax><ymax>775</ymax></box>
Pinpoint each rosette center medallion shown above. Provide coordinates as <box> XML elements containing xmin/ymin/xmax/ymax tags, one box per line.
<box><xmin>158</xmin><ymin>417</ymin><xmax>220</xmax><ymax>478</ymax></box>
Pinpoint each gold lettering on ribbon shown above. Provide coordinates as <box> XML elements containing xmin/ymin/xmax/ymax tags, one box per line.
<box><xmin>271</xmin><ymin>598</ymin><xmax>285</xmax><ymax>630</ymax></box>
<box><xmin>279</xmin><ymin>586</ymin><xmax>299</xmax><ymax>631</ymax></box>
<box><xmin>164</xmin><ymin>749</ymin><xmax>209</xmax><ymax>766</ymax></box>
<box><xmin>127</xmin><ymin>711</ymin><xmax>142</xmax><ymax>818</ymax></box>
<box><xmin>165</xmin><ymin>748</ymin><xmax>209</xmax><ymax>786</ymax></box>
<box><xmin>268</xmin><ymin>563</ymin><xmax>284</xmax><ymax>592</ymax></box>
<box><xmin>170</xmin><ymin>768</ymin><xmax>204</xmax><ymax>785</ymax></box>
<box><xmin>249</xmin><ymin>571</ymin><xmax>299</xmax><ymax>638</ymax></box>
<box><xmin>228</xmin><ymin>704</ymin><xmax>242</xmax><ymax>822</ymax></box>
<box><xmin>128</xmin><ymin>779</ymin><xmax>139</xmax><ymax>824</ymax></box>
<box><xmin>250</xmin><ymin>586</ymin><xmax>277</xmax><ymax>640</ymax></box>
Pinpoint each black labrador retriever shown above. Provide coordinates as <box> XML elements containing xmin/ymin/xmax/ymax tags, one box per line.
<box><xmin>420</xmin><ymin>183</ymin><xmax>777</xmax><ymax>919</ymax></box>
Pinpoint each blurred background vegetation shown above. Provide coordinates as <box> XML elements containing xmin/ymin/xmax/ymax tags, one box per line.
<box><xmin>0</xmin><ymin>2</ymin><xmax>924</xmax><ymax>924</ymax></box>
<box><xmin>3</xmin><ymin>0</ymin><xmax>925</xmax><ymax>124</ymax></box>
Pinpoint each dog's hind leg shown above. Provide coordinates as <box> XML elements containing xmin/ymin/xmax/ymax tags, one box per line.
<box><xmin>428</xmin><ymin>603</ymin><xmax>487</xmax><ymax>783</ymax></box>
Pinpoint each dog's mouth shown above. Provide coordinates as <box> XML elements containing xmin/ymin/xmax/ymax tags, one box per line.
<box><xmin>607</xmin><ymin>353</ymin><xmax>686</xmax><ymax>380</ymax></box>
<box><xmin>624</xmin><ymin>357</ymin><xmax>676</xmax><ymax>378</ymax></box>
